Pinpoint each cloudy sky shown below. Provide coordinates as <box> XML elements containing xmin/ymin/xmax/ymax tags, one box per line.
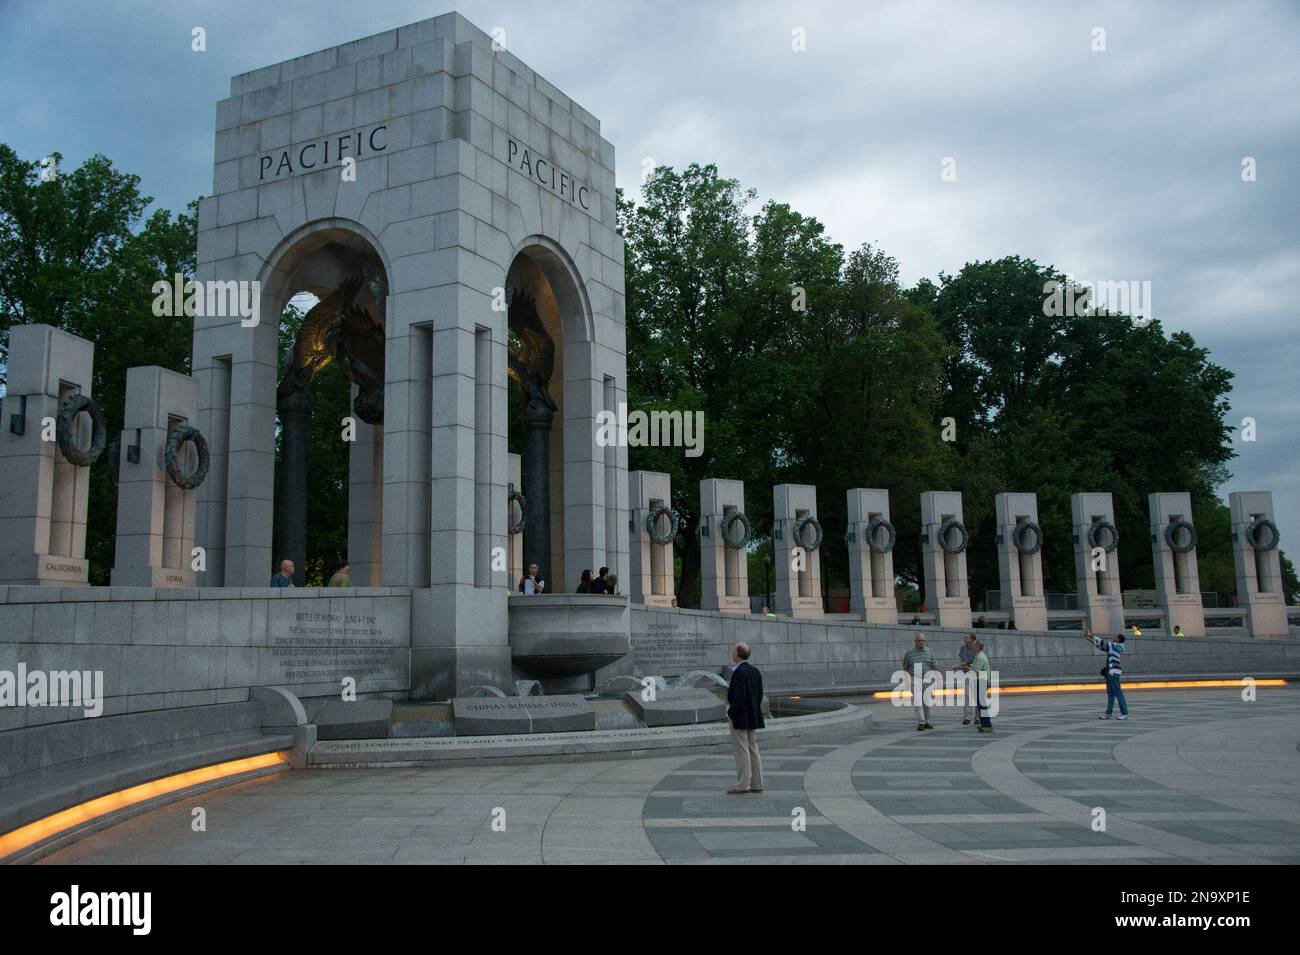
<box><xmin>2</xmin><ymin>0</ymin><xmax>1297</xmax><ymax>547</ymax></box>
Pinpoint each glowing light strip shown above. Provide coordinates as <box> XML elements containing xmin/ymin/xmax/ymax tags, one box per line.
<box><xmin>0</xmin><ymin>751</ymin><xmax>288</xmax><ymax>861</ymax></box>
<box><xmin>873</xmin><ymin>678</ymin><xmax>1288</xmax><ymax>700</ymax></box>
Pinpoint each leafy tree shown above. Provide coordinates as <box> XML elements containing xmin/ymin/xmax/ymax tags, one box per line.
<box><xmin>0</xmin><ymin>145</ymin><xmax>196</xmax><ymax>583</ymax></box>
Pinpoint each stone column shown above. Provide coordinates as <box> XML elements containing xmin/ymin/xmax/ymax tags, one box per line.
<box><xmin>507</xmin><ymin>452</ymin><xmax>523</xmax><ymax>587</ymax></box>
<box><xmin>1229</xmin><ymin>490</ymin><xmax>1288</xmax><ymax>638</ymax></box>
<box><xmin>347</xmin><ymin>391</ymin><xmax>384</xmax><ymax>586</ymax></box>
<box><xmin>847</xmin><ymin>488</ymin><xmax>897</xmax><ymax>625</ymax></box>
<box><xmin>274</xmin><ymin>384</ymin><xmax>311</xmax><ymax>586</ymax></box>
<box><xmin>1072</xmin><ymin>492</ymin><xmax>1124</xmax><ymax>634</ymax></box>
<box><xmin>521</xmin><ymin>387</ymin><xmax>554</xmax><ymax>582</ymax></box>
<box><xmin>995</xmin><ymin>492</ymin><xmax>1048</xmax><ymax>631</ymax></box>
<box><xmin>0</xmin><ymin>324</ymin><xmax>95</xmax><ymax>585</ymax></box>
<box><xmin>773</xmin><ymin>483</ymin><xmax>823</xmax><ymax>617</ymax></box>
<box><xmin>920</xmin><ymin>491</ymin><xmax>971</xmax><ymax>629</ymax></box>
<box><xmin>628</xmin><ymin>470</ymin><xmax>674</xmax><ymax>606</ymax></box>
<box><xmin>1149</xmin><ymin>491</ymin><xmax>1205</xmax><ymax>636</ymax></box>
<box><xmin>112</xmin><ymin>367</ymin><xmax>200</xmax><ymax>587</ymax></box>
<box><xmin>699</xmin><ymin>478</ymin><xmax>750</xmax><ymax>613</ymax></box>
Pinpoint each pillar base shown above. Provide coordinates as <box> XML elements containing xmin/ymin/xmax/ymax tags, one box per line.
<box><xmin>701</xmin><ymin>594</ymin><xmax>749</xmax><ymax>613</ymax></box>
<box><xmin>776</xmin><ymin>596</ymin><xmax>822</xmax><ymax>618</ymax></box>
<box><xmin>410</xmin><ymin>646</ymin><xmax>514</xmax><ymax>701</ymax></box>
<box><xmin>1158</xmin><ymin>594</ymin><xmax>1205</xmax><ymax>636</ymax></box>
<box><xmin>0</xmin><ymin>553</ymin><xmax>89</xmax><ymax>586</ymax></box>
<box><xmin>1082</xmin><ymin>594</ymin><xmax>1125</xmax><ymax>635</ymax></box>
<box><xmin>1004</xmin><ymin>597</ymin><xmax>1047</xmax><ymax>632</ymax></box>
<box><xmin>932</xmin><ymin>597</ymin><xmax>971</xmax><ymax>630</ymax></box>
<box><xmin>854</xmin><ymin>597</ymin><xmax>896</xmax><ymax>626</ymax></box>
<box><xmin>1244</xmin><ymin>595</ymin><xmax>1289</xmax><ymax>638</ymax></box>
<box><xmin>111</xmin><ymin>566</ymin><xmax>196</xmax><ymax>588</ymax></box>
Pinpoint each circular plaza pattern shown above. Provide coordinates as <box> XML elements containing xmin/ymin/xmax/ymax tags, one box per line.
<box><xmin>36</xmin><ymin>686</ymin><xmax>1300</xmax><ymax>865</ymax></box>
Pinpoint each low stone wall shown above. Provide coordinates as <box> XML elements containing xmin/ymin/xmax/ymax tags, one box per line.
<box><xmin>604</xmin><ymin>606</ymin><xmax>1300</xmax><ymax>693</ymax></box>
<box><xmin>0</xmin><ymin>586</ymin><xmax>411</xmax><ymax>749</ymax></box>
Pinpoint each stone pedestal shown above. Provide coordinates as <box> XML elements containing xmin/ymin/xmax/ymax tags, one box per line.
<box><xmin>0</xmin><ymin>324</ymin><xmax>95</xmax><ymax>585</ymax></box>
<box><xmin>1072</xmin><ymin>492</ymin><xmax>1124</xmax><ymax>635</ymax></box>
<box><xmin>920</xmin><ymin>491</ymin><xmax>971</xmax><ymax>629</ymax></box>
<box><xmin>629</xmin><ymin>470</ymin><xmax>674</xmax><ymax>606</ymax></box>
<box><xmin>773</xmin><ymin>484</ymin><xmax>822</xmax><ymax>617</ymax></box>
<box><xmin>1149</xmin><ymin>491</ymin><xmax>1205</xmax><ymax>636</ymax></box>
<box><xmin>994</xmin><ymin>492</ymin><xmax>1048</xmax><ymax>631</ymax></box>
<box><xmin>112</xmin><ymin>367</ymin><xmax>201</xmax><ymax>587</ymax></box>
<box><xmin>1229</xmin><ymin>490</ymin><xmax>1288</xmax><ymax>638</ymax></box>
<box><xmin>847</xmin><ymin>488</ymin><xmax>896</xmax><ymax>624</ymax></box>
<box><xmin>699</xmin><ymin>478</ymin><xmax>750</xmax><ymax>613</ymax></box>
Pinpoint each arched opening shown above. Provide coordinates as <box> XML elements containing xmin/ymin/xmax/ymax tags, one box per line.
<box><xmin>504</xmin><ymin>240</ymin><xmax>598</xmax><ymax>595</ymax></box>
<box><xmin>262</xmin><ymin>226</ymin><xmax>389</xmax><ymax>586</ymax></box>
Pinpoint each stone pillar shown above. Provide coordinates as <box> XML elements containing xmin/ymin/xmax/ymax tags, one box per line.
<box><xmin>699</xmin><ymin>478</ymin><xmax>750</xmax><ymax>613</ymax></box>
<box><xmin>628</xmin><ymin>470</ymin><xmax>674</xmax><ymax>606</ymax></box>
<box><xmin>274</xmin><ymin>385</ymin><xmax>311</xmax><ymax>586</ymax></box>
<box><xmin>995</xmin><ymin>492</ymin><xmax>1048</xmax><ymax>631</ymax></box>
<box><xmin>773</xmin><ymin>483</ymin><xmax>823</xmax><ymax>617</ymax></box>
<box><xmin>1149</xmin><ymin>491</ymin><xmax>1205</xmax><ymax>636</ymax></box>
<box><xmin>521</xmin><ymin>386</ymin><xmax>555</xmax><ymax>581</ymax></box>
<box><xmin>920</xmin><ymin>491</ymin><xmax>971</xmax><ymax>629</ymax></box>
<box><xmin>0</xmin><ymin>324</ymin><xmax>96</xmax><ymax>585</ymax></box>
<box><xmin>347</xmin><ymin>390</ymin><xmax>383</xmax><ymax>586</ymax></box>
<box><xmin>847</xmin><ymin>488</ymin><xmax>897</xmax><ymax>625</ymax></box>
<box><xmin>1229</xmin><ymin>490</ymin><xmax>1288</xmax><ymax>638</ymax></box>
<box><xmin>507</xmin><ymin>452</ymin><xmax>523</xmax><ymax>588</ymax></box>
<box><xmin>112</xmin><ymin>366</ymin><xmax>200</xmax><ymax>587</ymax></box>
<box><xmin>1072</xmin><ymin>492</ymin><xmax>1124</xmax><ymax>635</ymax></box>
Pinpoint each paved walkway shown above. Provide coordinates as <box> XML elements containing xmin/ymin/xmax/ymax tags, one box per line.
<box><xmin>39</xmin><ymin>687</ymin><xmax>1300</xmax><ymax>864</ymax></box>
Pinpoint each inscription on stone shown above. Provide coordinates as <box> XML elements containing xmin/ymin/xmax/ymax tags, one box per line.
<box><xmin>506</xmin><ymin>139</ymin><xmax>591</xmax><ymax>210</ymax></box>
<box><xmin>265</xmin><ymin>602</ymin><xmax>407</xmax><ymax>689</ymax></box>
<box><xmin>452</xmin><ymin>694</ymin><xmax>595</xmax><ymax>735</ymax></box>
<box><xmin>629</xmin><ymin>621</ymin><xmax>712</xmax><ymax>673</ymax></box>
<box><xmin>258</xmin><ymin>124</ymin><xmax>388</xmax><ymax>180</ymax></box>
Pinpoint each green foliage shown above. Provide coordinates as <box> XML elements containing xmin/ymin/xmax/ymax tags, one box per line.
<box><xmin>623</xmin><ymin>165</ymin><xmax>1261</xmax><ymax>610</ymax></box>
<box><xmin>0</xmin><ymin>145</ymin><xmax>196</xmax><ymax>583</ymax></box>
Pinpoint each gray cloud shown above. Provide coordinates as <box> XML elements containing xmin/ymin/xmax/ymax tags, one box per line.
<box><xmin>2</xmin><ymin>0</ymin><xmax>1296</xmax><ymax>549</ymax></box>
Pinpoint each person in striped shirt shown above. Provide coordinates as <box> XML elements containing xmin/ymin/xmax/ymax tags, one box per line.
<box><xmin>902</xmin><ymin>634</ymin><xmax>940</xmax><ymax>730</ymax></box>
<box><xmin>1084</xmin><ymin>629</ymin><xmax>1129</xmax><ymax>720</ymax></box>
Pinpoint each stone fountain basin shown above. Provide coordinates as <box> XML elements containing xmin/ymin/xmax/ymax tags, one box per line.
<box><xmin>507</xmin><ymin>593</ymin><xmax>630</xmax><ymax>676</ymax></box>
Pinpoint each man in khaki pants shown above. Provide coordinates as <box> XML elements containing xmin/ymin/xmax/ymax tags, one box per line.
<box><xmin>726</xmin><ymin>642</ymin><xmax>765</xmax><ymax>794</ymax></box>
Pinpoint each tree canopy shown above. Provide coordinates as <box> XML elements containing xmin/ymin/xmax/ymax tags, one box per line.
<box><xmin>0</xmin><ymin>145</ymin><xmax>195</xmax><ymax>583</ymax></box>
<box><xmin>619</xmin><ymin>163</ymin><xmax>1296</xmax><ymax>607</ymax></box>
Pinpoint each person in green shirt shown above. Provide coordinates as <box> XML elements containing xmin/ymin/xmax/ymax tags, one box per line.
<box><xmin>327</xmin><ymin>562</ymin><xmax>352</xmax><ymax>587</ymax></box>
<box><xmin>970</xmin><ymin>639</ymin><xmax>993</xmax><ymax>732</ymax></box>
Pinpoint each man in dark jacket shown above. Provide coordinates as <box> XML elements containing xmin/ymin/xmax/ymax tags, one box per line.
<box><xmin>726</xmin><ymin>642</ymin><xmax>765</xmax><ymax>794</ymax></box>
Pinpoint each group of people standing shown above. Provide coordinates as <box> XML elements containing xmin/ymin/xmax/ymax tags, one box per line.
<box><xmin>515</xmin><ymin>564</ymin><xmax>620</xmax><ymax>595</ymax></box>
<box><xmin>901</xmin><ymin>627</ymin><xmax>1131</xmax><ymax>732</ymax></box>
<box><xmin>574</xmin><ymin>567</ymin><xmax>618</xmax><ymax>595</ymax></box>
<box><xmin>903</xmin><ymin>633</ymin><xmax>995</xmax><ymax>732</ymax></box>
<box><xmin>268</xmin><ymin>558</ymin><xmax>352</xmax><ymax>588</ymax></box>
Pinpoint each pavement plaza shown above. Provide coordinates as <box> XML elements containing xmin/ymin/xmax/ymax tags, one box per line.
<box><xmin>39</xmin><ymin>686</ymin><xmax>1300</xmax><ymax>865</ymax></box>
